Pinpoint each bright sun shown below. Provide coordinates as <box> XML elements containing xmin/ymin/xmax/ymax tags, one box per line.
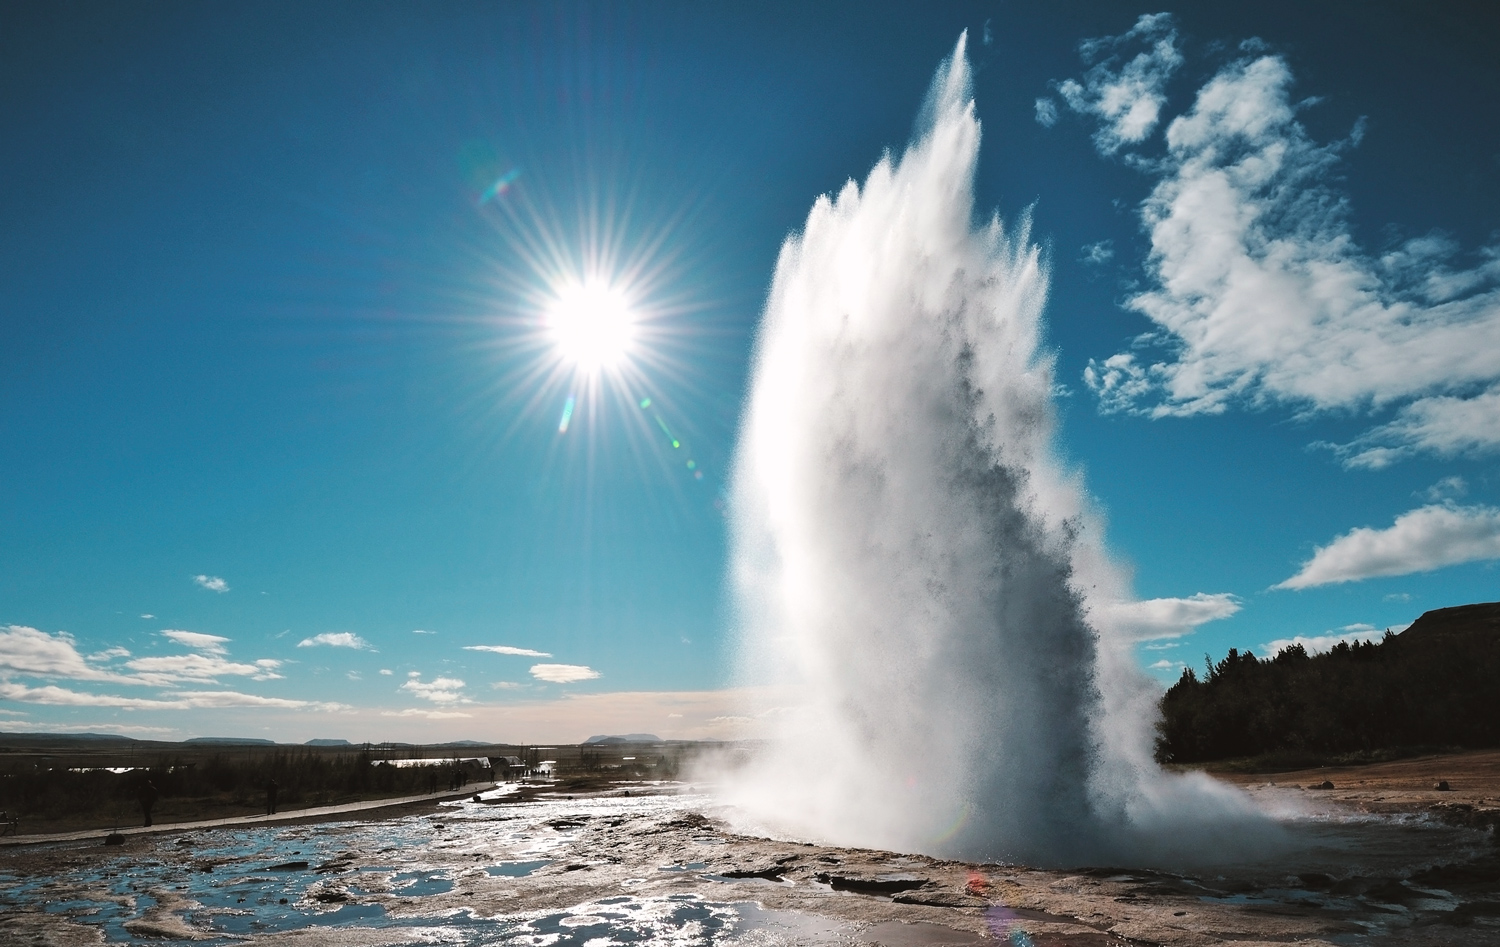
<box><xmin>545</xmin><ymin>280</ymin><xmax>635</xmax><ymax>372</ymax></box>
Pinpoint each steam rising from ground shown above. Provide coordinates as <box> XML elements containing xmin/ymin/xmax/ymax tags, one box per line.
<box><xmin>720</xmin><ymin>35</ymin><xmax>1271</xmax><ymax>867</ymax></box>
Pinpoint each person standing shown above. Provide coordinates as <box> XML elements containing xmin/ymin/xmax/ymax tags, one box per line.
<box><xmin>137</xmin><ymin>778</ymin><xmax>159</xmax><ymax>827</ymax></box>
<box><xmin>265</xmin><ymin>778</ymin><xmax>279</xmax><ymax>816</ymax></box>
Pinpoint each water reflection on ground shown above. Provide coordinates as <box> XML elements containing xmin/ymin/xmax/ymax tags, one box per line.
<box><xmin>1</xmin><ymin>784</ymin><xmax>1496</xmax><ymax>945</ymax></box>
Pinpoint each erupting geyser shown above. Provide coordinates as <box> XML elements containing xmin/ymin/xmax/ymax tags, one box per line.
<box><xmin>723</xmin><ymin>35</ymin><xmax>1269</xmax><ymax>867</ymax></box>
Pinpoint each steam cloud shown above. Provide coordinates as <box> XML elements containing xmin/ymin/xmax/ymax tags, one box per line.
<box><xmin>722</xmin><ymin>34</ymin><xmax>1269</xmax><ymax>867</ymax></box>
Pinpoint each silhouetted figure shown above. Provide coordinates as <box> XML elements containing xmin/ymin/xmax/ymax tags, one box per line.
<box><xmin>266</xmin><ymin>779</ymin><xmax>279</xmax><ymax>816</ymax></box>
<box><xmin>137</xmin><ymin>778</ymin><xmax>159</xmax><ymax>827</ymax></box>
<box><xmin>428</xmin><ymin>770</ymin><xmax>438</xmax><ymax>794</ymax></box>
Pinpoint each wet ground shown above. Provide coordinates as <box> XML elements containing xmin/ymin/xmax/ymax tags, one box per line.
<box><xmin>2</xmin><ymin>781</ymin><xmax>1497</xmax><ymax>946</ymax></box>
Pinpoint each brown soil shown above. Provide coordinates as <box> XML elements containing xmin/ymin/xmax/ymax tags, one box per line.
<box><xmin>1208</xmin><ymin>748</ymin><xmax>1500</xmax><ymax>828</ymax></box>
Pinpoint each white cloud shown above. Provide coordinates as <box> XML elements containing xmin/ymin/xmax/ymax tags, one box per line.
<box><xmin>1064</xmin><ymin>27</ymin><xmax>1500</xmax><ymax>466</ymax></box>
<box><xmin>87</xmin><ymin>646</ymin><xmax>131</xmax><ymax>661</ymax></box>
<box><xmin>193</xmin><ymin>575</ymin><xmax>230</xmax><ymax>593</ymax></box>
<box><xmin>1034</xmin><ymin>96</ymin><xmax>1058</xmax><ymax>127</ymax></box>
<box><xmin>1421</xmin><ymin>476</ymin><xmax>1469</xmax><ymax>503</ymax></box>
<box><xmin>1277</xmin><ymin>504</ymin><xmax>1500</xmax><ymax>589</ymax></box>
<box><xmin>411</xmin><ymin>629</ymin><xmax>436</xmax><ymax>635</ymax></box>
<box><xmin>0</xmin><ymin>626</ymin><xmax>142</xmax><ymax>684</ymax></box>
<box><xmin>1259</xmin><ymin>622</ymin><xmax>1407</xmax><ymax>658</ymax></box>
<box><xmin>1080</xmin><ymin>240</ymin><xmax>1114</xmax><ymax>266</ymax></box>
<box><xmin>1100</xmin><ymin>593</ymin><xmax>1241</xmax><ymax>640</ymax></box>
<box><xmin>172</xmin><ymin>690</ymin><xmax>346</xmax><ymax>711</ymax></box>
<box><xmin>380</xmin><ymin>708</ymin><xmax>473</xmax><ymax>719</ymax></box>
<box><xmin>139</xmin><ymin>614</ymin><xmax>155</xmax><ymax>619</ymax></box>
<box><xmin>1148</xmin><ymin>659</ymin><xmax>1184</xmax><ymax>670</ymax></box>
<box><xmin>297</xmin><ymin>632</ymin><xmax>372</xmax><ymax>650</ymax></box>
<box><xmin>0</xmin><ymin>681</ymin><xmax>343</xmax><ymax>712</ymax></box>
<box><xmin>379</xmin><ymin>668</ymin><xmax>393</xmax><ymax>676</ymax></box>
<box><xmin>529</xmin><ymin>663</ymin><xmax>601</xmax><ymax>684</ymax></box>
<box><xmin>491</xmin><ymin>681</ymin><xmax>525</xmax><ymax>690</ymax></box>
<box><xmin>401</xmin><ymin>675</ymin><xmax>468</xmax><ymax>704</ymax></box>
<box><xmin>1056</xmin><ymin>13</ymin><xmax>1181</xmax><ymax>153</ymax></box>
<box><xmin>125</xmin><ymin>653</ymin><xmax>283</xmax><ymax>685</ymax></box>
<box><xmin>160</xmin><ymin>630</ymin><xmax>229</xmax><ymax>654</ymax></box>
<box><xmin>463</xmin><ymin>645</ymin><xmax>553</xmax><ymax>657</ymax></box>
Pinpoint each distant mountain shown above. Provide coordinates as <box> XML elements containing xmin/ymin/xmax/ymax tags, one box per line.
<box><xmin>184</xmin><ymin>737</ymin><xmax>278</xmax><ymax>745</ymax></box>
<box><xmin>0</xmin><ymin>732</ymin><xmax>137</xmax><ymax>742</ymax></box>
<box><xmin>1157</xmin><ymin>601</ymin><xmax>1500</xmax><ymax>764</ymax></box>
<box><xmin>438</xmin><ymin>740</ymin><xmax>491</xmax><ymax>747</ymax></box>
<box><xmin>585</xmin><ymin>733</ymin><xmax>662</xmax><ymax>745</ymax></box>
<box><xmin>304</xmin><ymin>738</ymin><xmax>351</xmax><ymax>746</ymax></box>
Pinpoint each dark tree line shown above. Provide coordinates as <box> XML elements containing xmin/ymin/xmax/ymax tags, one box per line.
<box><xmin>0</xmin><ymin>749</ymin><xmax>448</xmax><ymax>822</ymax></box>
<box><xmin>1156</xmin><ymin>603</ymin><xmax>1500</xmax><ymax>764</ymax></box>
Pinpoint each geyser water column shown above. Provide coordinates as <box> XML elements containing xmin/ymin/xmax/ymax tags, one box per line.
<box><xmin>724</xmin><ymin>36</ymin><xmax>1263</xmax><ymax>867</ymax></box>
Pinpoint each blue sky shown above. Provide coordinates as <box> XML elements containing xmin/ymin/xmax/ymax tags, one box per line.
<box><xmin>2</xmin><ymin>2</ymin><xmax>1497</xmax><ymax>743</ymax></box>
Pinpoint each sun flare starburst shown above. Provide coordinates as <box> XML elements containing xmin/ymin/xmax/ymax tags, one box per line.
<box><xmin>545</xmin><ymin>280</ymin><xmax>636</xmax><ymax>372</ymax></box>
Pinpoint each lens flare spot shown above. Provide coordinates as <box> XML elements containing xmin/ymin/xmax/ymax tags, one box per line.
<box><xmin>546</xmin><ymin>281</ymin><xmax>635</xmax><ymax>371</ymax></box>
<box><xmin>558</xmin><ymin>395</ymin><xmax>576</xmax><ymax>433</ymax></box>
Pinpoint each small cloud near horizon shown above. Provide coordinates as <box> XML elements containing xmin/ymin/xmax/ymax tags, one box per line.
<box><xmin>530</xmin><ymin>663</ymin><xmax>600</xmax><ymax>684</ymax></box>
<box><xmin>1277</xmin><ymin>504</ymin><xmax>1500</xmax><ymax>589</ymax></box>
<box><xmin>1259</xmin><ymin>622</ymin><xmax>1410</xmax><ymax>658</ymax></box>
<box><xmin>464</xmin><ymin>645</ymin><xmax>552</xmax><ymax>657</ymax></box>
<box><xmin>161</xmin><ymin>630</ymin><xmax>230</xmax><ymax>654</ymax></box>
<box><xmin>193</xmin><ymin>575</ymin><xmax>229</xmax><ymax>593</ymax></box>
<box><xmin>297</xmin><ymin>632</ymin><xmax>372</xmax><ymax>650</ymax></box>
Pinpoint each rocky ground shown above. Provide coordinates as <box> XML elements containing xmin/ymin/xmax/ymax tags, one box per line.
<box><xmin>2</xmin><ymin>759</ymin><xmax>1498</xmax><ymax>946</ymax></box>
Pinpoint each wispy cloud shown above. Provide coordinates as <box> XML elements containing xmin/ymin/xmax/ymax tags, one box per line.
<box><xmin>380</xmin><ymin>708</ymin><xmax>473</xmax><ymax>719</ymax></box>
<box><xmin>1080</xmin><ymin>240</ymin><xmax>1114</xmax><ymax>266</ymax></box>
<box><xmin>193</xmin><ymin>575</ymin><xmax>230</xmax><ymax>593</ymax></box>
<box><xmin>1277</xmin><ymin>504</ymin><xmax>1500</xmax><ymax>589</ymax></box>
<box><xmin>297</xmin><ymin>632</ymin><xmax>372</xmax><ymax>650</ymax></box>
<box><xmin>1101</xmin><ymin>593</ymin><xmax>1241</xmax><ymax>640</ymax></box>
<box><xmin>124</xmin><ymin>654</ymin><xmax>283</xmax><ymax>686</ymax></box>
<box><xmin>1055</xmin><ymin>13</ymin><xmax>1181</xmax><ymax>153</ymax></box>
<box><xmin>463</xmin><ymin>645</ymin><xmax>553</xmax><ymax>657</ymax></box>
<box><xmin>529</xmin><ymin>663</ymin><xmax>601</xmax><ymax>684</ymax></box>
<box><xmin>0</xmin><ymin>626</ymin><xmax>143</xmax><ymax>685</ymax></box>
<box><xmin>140</xmin><ymin>614</ymin><xmax>155</xmax><ymax>619</ymax></box>
<box><xmin>400</xmin><ymin>674</ymin><xmax>468</xmax><ymax>704</ymax></box>
<box><xmin>411</xmin><ymin>629</ymin><xmax>436</xmax><ymax>635</ymax></box>
<box><xmin>1059</xmin><ymin>17</ymin><xmax>1500</xmax><ymax>467</ymax></box>
<box><xmin>0</xmin><ymin>681</ymin><xmax>343</xmax><ymax>712</ymax></box>
<box><xmin>160</xmin><ymin>630</ymin><xmax>229</xmax><ymax>654</ymax></box>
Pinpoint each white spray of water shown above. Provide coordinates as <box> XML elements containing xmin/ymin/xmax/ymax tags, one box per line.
<box><xmin>721</xmin><ymin>35</ymin><xmax>1274</xmax><ymax>867</ymax></box>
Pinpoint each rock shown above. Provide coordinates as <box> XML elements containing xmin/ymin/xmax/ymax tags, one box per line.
<box><xmin>892</xmin><ymin>890</ymin><xmax>987</xmax><ymax>908</ymax></box>
<box><xmin>717</xmin><ymin>864</ymin><xmax>784</xmax><ymax>880</ymax></box>
<box><xmin>814</xmin><ymin>871</ymin><xmax>929</xmax><ymax>894</ymax></box>
<box><xmin>1313</xmin><ymin>780</ymin><xmax>1335</xmax><ymax>790</ymax></box>
<box><xmin>1435</xmin><ymin>780</ymin><xmax>1452</xmax><ymax>791</ymax></box>
<box><xmin>264</xmin><ymin>861</ymin><xmax>310</xmax><ymax>871</ymax></box>
<box><xmin>104</xmin><ymin>832</ymin><xmax>125</xmax><ymax>846</ymax></box>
